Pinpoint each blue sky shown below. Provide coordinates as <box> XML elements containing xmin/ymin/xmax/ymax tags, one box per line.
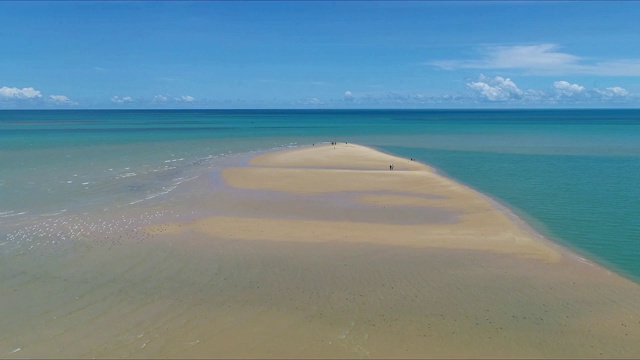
<box><xmin>1</xmin><ymin>1</ymin><xmax>640</xmax><ymax>109</ymax></box>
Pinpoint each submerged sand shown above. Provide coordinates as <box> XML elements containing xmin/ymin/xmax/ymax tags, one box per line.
<box><xmin>3</xmin><ymin>143</ymin><xmax>640</xmax><ymax>358</ymax></box>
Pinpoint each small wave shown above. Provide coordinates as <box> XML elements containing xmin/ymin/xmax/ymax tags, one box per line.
<box><xmin>116</xmin><ymin>172</ymin><xmax>137</xmax><ymax>179</ymax></box>
<box><xmin>126</xmin><ymin>175</ymin><xmax>198</xmax><ymax>206</ymax></box>
<box><xmin>144</xmin><ymin>186</ymin><xmax>177</xmax><ymax>201</ymax></box>
<box><xmin>150</xmin><ymin>166</ymin><xmax>176</xmax><ymax>173</ymax></box>
<box><xmin>132</xmin><ymin>190</ymin><xmax>168</xmax><ymax>205</ymax></box>
<box><xmin>40</xmin><ymin>209</ymin><xmax>68</xmax><ymax>217</ymax></box>
<box><xmin>174</xmin><ymin>175</ymin><xmax>199</xmax><ymax>185</ymax></box>
<box><xmin>0</xmin><ymin>211</ymin><xmax>27</xmax><ymax>218</ymax></box>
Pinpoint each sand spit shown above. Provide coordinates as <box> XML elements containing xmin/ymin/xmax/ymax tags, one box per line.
<box><xmin>217</xmin><ymin>143</ymin><xmax>560</xmax><ymax>261</ymax></box>
<box><xmin>3</xmin><ymin>143</ymin><xmax>640</xmax><ymax>358</ymax></box>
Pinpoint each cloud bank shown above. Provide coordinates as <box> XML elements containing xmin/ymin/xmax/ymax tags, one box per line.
<box><xmin>597</xmin><ymin>86</ymin><xmax>629</xmax><ymax>98</ymax></box>
<box><xmin>0</xmin><ymin>86</ymin><xmax>42</xmax><ymax>99</ymax></box>
<box><xmin>1</xmin><ymin>85</ymin><xmax>77</xmax><ymax>107</ymax></box>
<box><xmin>111</xmin><ymin>96</ymin><xmax>133</xmax><ymax>104</ymax></box>
<box><xmin>465</xmin><ymin>75</ymin><xmax>632</xmax><ymax>105</ymax></box>
<box><xmin>467</xmin><ymin>76</ymin><xmax>524</xmax><ymax>101</ymax></box>
<box><xmin>553</xmin><ymin>81</ymin><xmax>585</xmax><ymax>96</ymax></box>
<box><xmin>49</xmin><ymin>95</ymin><xmax>77</xmax><ymax>105</ymax></box>
<box><xmin>152</xmin><ymin>94</ymin><xmax>196</xmax><ymax>103</ymax></box>
<box><xmin>431</xmin><ymin>44</ymin><xmax>640</xmax><ymax>76</ymax></box>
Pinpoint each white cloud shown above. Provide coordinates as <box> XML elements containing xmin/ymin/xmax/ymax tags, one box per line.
<box><xmin>467</xmin><ymin>75</ymin><xmax>524</xmax><ymax>101</ymax></box>
<box><xmin>151</xmin><ymin>94</ymin><xmax>197</xmax><ymax>104</ymax></box>
<box><xmin>596</xmin><ymin>86</ymin><xmax>629</xmax><ymax>98</ymax></box>
<box><xmin>432</xmin><ymin>44</ymin><xmax>580</xmax><ymax>73</ymax></box>
<box><xmin>49</xmin><ymin>95</ymin><xmax>76</xmax><ymax>105</ymax></box>
<box><xmin>430</xmin><ymin>43</ymin><xmax>640</xmax><ymax>76</ymax></box>
<box><xmin>464</xmin><ymin>76</ymin><xmax>633</xmax><ymax>105</ymax></box>
<box><xmin>0</xmin><ymin>86</ymin><xmax>80</xmax><ymax>107</ymax></box>
<box><xmin>0</xmin><ymin>86</ymin><xmax>42</xmax><ymax>99</ymax></box>
<box><xmin>344</xmin><ymin>91</ymin><xmax>355</xmax><ymax>102</ymax></box>
<box><xmin>485</xmin><ymin>44</ymin><xmax>580</xmax><ymax>70</ymax></box>
<box><xmin>111</xmin><ymin>96</ymin><xmax>133</xmax><ymax>104</ymax></box>
<box><xmin>296</xmin><ymin>81</ymin><xmax>636</xmax><ymax>107</ymax></box>
<box><xmin>153</xmin><ymin>95</ymin><xmax>169</xmax><ymax>103</ymax></box>
<box><xmin>554</xmin><ymin>81</ymin><xmax>585</xmax><ymax>96</ymax></box>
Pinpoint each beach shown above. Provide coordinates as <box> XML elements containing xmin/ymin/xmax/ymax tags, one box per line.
<box><xmin>4</xmin><ymin>142</ymin><xmax>640</xmax><ymax>358</ymax></box>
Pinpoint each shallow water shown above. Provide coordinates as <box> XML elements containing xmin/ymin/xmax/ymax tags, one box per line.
<box><xmin>2</xmin><ymin>109</ymin><xmax>640</xmax><ymax>357</ymax></box>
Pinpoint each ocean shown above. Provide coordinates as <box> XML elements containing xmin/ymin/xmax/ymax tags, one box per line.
<box><xmin>1</xmin><ymin>109</ymin><xmax>639</xmax><ymax>283</ymax></box>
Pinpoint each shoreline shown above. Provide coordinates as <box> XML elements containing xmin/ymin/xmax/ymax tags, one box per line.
<box><xmin>208</xmin><ymin>141</ymin><xmax>635</xmax><ymax>281</ymax></box>
<box><xmin>365</xmin><ymin>143</ymin><xmax>632</xmax><ymax>282</ymax></box>
<box><xmin>375</xmin><ymin>144</ymin><xmax>630</xmax><ymax>281</ymax></box>
<box><xmin>237</xmin><ymin>143</ymin><xmax>566</xmax><ymax>256</ymax></box>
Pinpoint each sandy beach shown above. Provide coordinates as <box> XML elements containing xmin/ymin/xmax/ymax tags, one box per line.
<box><xmin>3</xmin><ymin>142</ymin><xmax>640</xmax><ymax>358</ymax></box>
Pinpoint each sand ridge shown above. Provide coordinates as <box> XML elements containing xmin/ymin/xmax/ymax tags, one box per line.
<box><xmin>248</xmin><ymin>142</ymin><xmax>432</xmax><ymax>171</ymax></box>
<box><xmin>179</xmin><ymin>142</ymin><xmax>562</xmax><ymax>261</ymax></box>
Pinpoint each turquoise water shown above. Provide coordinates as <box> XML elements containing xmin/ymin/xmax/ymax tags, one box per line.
<box><xmin>1</xmin><ymin>109</ymin><xmax>639</xmax><ymax>282</ymax></box>
<box><xmin>384</xmin><ymin>147</ymin><xmax>640</xmax><ymax>281</ymax></box>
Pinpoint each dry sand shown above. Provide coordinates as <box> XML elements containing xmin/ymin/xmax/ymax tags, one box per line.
<box><xmin>3</xmin><ymin>143</ymin><xmax>640</xmax><ymax>358</ymax></box>
<box><xmin>212</xmin><ymin>143</ymin><xmax>561</xmax><ymax>261</ymax></box>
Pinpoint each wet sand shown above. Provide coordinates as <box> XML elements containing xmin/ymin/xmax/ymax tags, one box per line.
<box><xmin>3</xmin><ymin>143</ymin><xmax>640</xmax><ymax>358</ymax></box>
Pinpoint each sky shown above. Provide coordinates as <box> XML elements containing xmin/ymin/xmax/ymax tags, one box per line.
<box><xmin>1</xmin><ymin>1</ymin><xmax>640</xmax><ymax>109</ymax></box>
